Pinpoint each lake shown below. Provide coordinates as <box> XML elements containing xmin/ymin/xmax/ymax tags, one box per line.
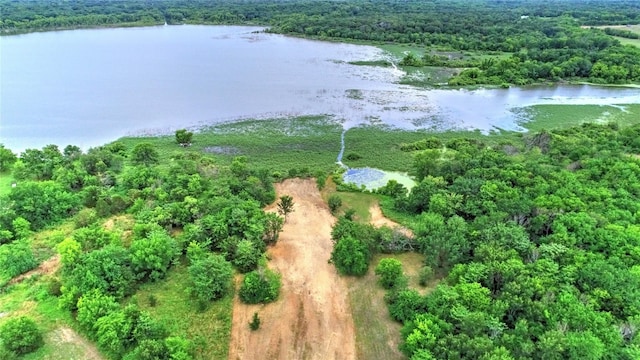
<box><xmin>1</xmin><ymin>25</ymin><xmax>639</xmax><ymax>153</ymax></box>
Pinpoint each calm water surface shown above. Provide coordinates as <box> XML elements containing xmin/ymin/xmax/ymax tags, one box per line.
<box><xmin>2</xmin><ymin>25</ymin><xmax>639</xmax><ymax>152</ymax></box>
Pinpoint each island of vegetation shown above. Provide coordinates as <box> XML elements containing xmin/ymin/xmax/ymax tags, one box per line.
<box><xmin>1</xmin><ymin>1</ymin><xmax>640</xmax><ymax>360</ymax></box>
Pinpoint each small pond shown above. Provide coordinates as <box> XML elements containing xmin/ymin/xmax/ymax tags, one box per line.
<box><xmin>342</xmin><ymin>167</ymin><xmax>416</xmax><ymax>191</ymax></box>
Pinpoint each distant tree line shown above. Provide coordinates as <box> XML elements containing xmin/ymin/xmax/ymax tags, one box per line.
<box><xmin>2</xmin><ymin>0</ymin><xmax>639</xmax><ymax>85</ymax></box>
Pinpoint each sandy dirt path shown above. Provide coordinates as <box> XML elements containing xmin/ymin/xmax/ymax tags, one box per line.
<box><xmin>8</xmin><ymin>255</ymin><xmax>60</xmax><ymax>286</ymax></box>
<box><xmin>369</xmin><ymin>203</ymin><xmax>413</xmax><ymax>238</ymax></box>
<box><xmin>228</xmin><ymin>178</ymin><xmax>356</xmax><ymax>360</ymax></box>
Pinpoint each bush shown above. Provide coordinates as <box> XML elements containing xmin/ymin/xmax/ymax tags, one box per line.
<box><xmin>328</xmin><ymin>195</ymin><xmax>342</xmax><ymax>215</ymax></box>
<box><xmin>375</xmin><ymin>258</ymin><xmax>404</xmax><ymax>289</ymax></box>
<box><xmin>419</xmin><ymin>265</ymin><xmax>434</xmax><ymax>286</ymax></box>
<box><xmin>0</xmin><ymin>241</ymin><xmax>37</xmax><ymax>281</ymax></box>
<box><xmin>345</xmin><ymin>152</ymin><xmax>362</xmax><ymax>161</ymax></box>
<box><xmin>239</xmin><ymin>269</ymin><xmax>281</xmax><ymax>304</ymax></box>
<box><xmin>130</xmin><ymin>230</ymin><xmax>179</xmax><ymax>281</ymax></box>
<box><xmin>249</xmin><ymin>312</ymin><xmax>261</xmax><ymax>331</ymax></box>
<box><xmin>233</xmin><ymin>240</ymin><xmax>261</xmax><ymax>273</ymax></box>
<box><xmin>330</xmin><ymin>236</ymin><xmax>370</xmax><ymax>276</ymax></box>
<box><xmin>188</xmin><ymin>254</ymin><xmax>233</xmax><ymax>303</ymax></box>
<box><xmin>0</xmin><ymin>316</ymin><xmax>43</xmax><ymax>355</ymax></box>
<box><xmin>74</xmin><ymin>208</ymin><xmax>98</xmax><ymax>228</ymax></box>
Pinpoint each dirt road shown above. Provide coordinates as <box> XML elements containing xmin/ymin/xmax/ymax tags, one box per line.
<box><xmin>228</xmin><ymin>178</ymin><xmax>356</xmax><ymax>360</ymax></box>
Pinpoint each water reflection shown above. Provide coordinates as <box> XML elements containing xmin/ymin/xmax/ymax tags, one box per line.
<box><xmin>1</xmin><ymin>25</ymin><xmax>639</xmax><ymax>152</ymax></box>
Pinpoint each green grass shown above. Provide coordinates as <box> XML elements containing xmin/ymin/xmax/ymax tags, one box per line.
<box><xmin>588</xmin><ymin>25</ymin><xmax>640</xmax><ymax>48</ymax></box>
<box><xmin>399</xmin><ymin>66</ymin><xmax>459</xmax><ymax>86</ymax></box>
<box><xmin>342</xmin><ymin>125</ymin><xmax>519</xmax><ymax>172</ymax></box>
<box><xmin>1</xmin><ymin>275</ymin><xmax>101</xmax><ymax>359</ymax></box>
<box><xmin>113</xmin><ymin>105</ymin><xmax>638</xmax><ymax>180</ymax></box>
<box><xmin>518</xmin><ymin>104</ymin><xmax>640</xmax><ymax>131</ymax></box>
<box><xmin>327</xmin><ymin>190</ymin><xmax>382</xmax><ymax>223</ymax></box>
<box><xmin>347</xmin><ymin>252</ymin><xmax>428</xmax><ymax>360</ymax></box>
<box><xmin>129</xmin><ymin>262</ymin><xmax>234</xmax><ymax>360</ymax></box>
<box><xmin>117</xmin><ymin>116</ymin><xmax>344</xmax><ymax>175</ymax></box>
<box><xmin>614</xmin><ymin>36</ymin><xmax>640</xmax><ymax>47</ymax></box>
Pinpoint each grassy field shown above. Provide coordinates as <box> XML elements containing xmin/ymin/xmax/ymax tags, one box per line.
<box><xmin>518</xmin><ymin>104</ymin><xmax>640</xmax><ymax>131</ymax></box>
<box><xmin>341</xmin><ymin>125</ymin><xmax>519</xmax><ymax>171</ymax></box>
<box><xmin>118</xmin><ymin>116</ymin><xmax>344</xmax><ymax>175</ymax></box>
<box><xmin>322</xmin><ymin>181</ymin><xmax>430</xmax><ymax>359</ymax></box>
<box><xmin>614</xmin><ymin>36</ymin><xmax>640</xmax><ymax>47</ymax></box>
<box><xmin>586</xmin><ymin>25</ymin><xmax>640</xmax><ymax>48</ymax></box>
<box><xmin>116</xmin><ymin>103</ymin><xmax>637</xmax><ymax>180</ymax></box>
<box><xmin>347</xmin><ymin>252</ymin><xmax>429</xmax><ymax>360</ymax></box>
<box><xmin>374</xmin><ymin>44</ymin><xmax>511</xmax><ymax>86</ymax></box>
<box><xmin>0</xmin><ymin>273</ymin><xmax>101</xmax><ymax>359</ymax></box>
<box><xmin>129</xmin><ymin>263</ymin><xmax>234</xmax><ymax>360</ymax></box>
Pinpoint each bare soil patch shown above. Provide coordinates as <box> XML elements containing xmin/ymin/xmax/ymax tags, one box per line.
<box><xmin>228</xmin><ymin>178</ymin><xmax>356</xmax><ymax>360</ymax></box>
<box><xmin>48</xmin><ymin>326</ymin><xmax>104</xmax><ymax>360</ymax></box>
<box><xmin>8</xmin><ymin>255</ymin><xmax>60</xmax><ymax>285</ymax></box>
<box><xmin>369</xmin><ymin>203</ymin><xmax>414</xmax><ymax>238</ymax></box>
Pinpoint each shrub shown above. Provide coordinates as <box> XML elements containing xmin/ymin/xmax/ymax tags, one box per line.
<box><xmin>233</xmin><ymin>240</ymin><xmax>261</xmax><ymax>273</ymax></box>
<box><xmin>330</xmin><ymin>235</ymin><xmax>370</xmax><ymax>276</ymax></box>
<box><xmin>188</xmin><ymin>254</ymin><xmax>233</xmax><ymax>303</ymax></box>
<box><xmin>130</xmin><ymin>230</ymin><xmax>179</xmax><ymax>281</ymax></box>
<box><xmin>11</xmin><ymin>217</ymin><xmax>31</xmax><ymax>240</ymax></box>
<box><xmin>375</xmin><ymin>258</ymin><xmax>404</xmax><ymax>289</ymax></box>
<box><xmin>74</xmin><ymin>208</ymin><xmax>98</xmax><ymax>228</ymax></box>
<box><xmin>345</xmin><ymin>152</ymin><xmax>362</xmax><ymax>161</ymax></box>
<box><xmin>0</xmin><ymin>241</ymin><xmax>37</xmax><ymax>281</ymax></box>
<box><xmin>419</xmin><ymin>265</ymin><xmax>434</xmax><ymax>286</ymax></box>
<box><xmin>165</xmin><ymin>336</ymin><xmax>193</xmax><ymax>360</ymax></box>
<box><xmin>328</xmin><ymin>195</ymin><xmax>342</xmax><ymax>215</ymax></box>
<box><xmin>249</xmin><ymin>312</ymin><xmax>261</xmax><ymax>331</ymax></box>
<box><xmin>0</xmin><ymin>316</ymin><xmax>43</xmax><ymax>355</ymax></box>
<box><xmin>239</xmin><ymin>269</ymin><xmax>281</xmax><ymax>304</ymax></box>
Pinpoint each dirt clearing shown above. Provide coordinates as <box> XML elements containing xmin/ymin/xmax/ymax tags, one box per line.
<box><xmin>228</xmin><ymin>178</ymin><xmax>356</xmax><ymax>360</ymax></box>
<box><xmin>8</xmin><ymin>255</ymin><xmax>60</xmax><ymax>285</ymax></box>
<box><xmin>47</xmin><ymin>326</ymin><xmax>104</xmax><ymax>360</ymax></box>
<box><xmin>368</xmin><ymin>203</ymin><xmax>413</xmax><ymax>238</ymax></box>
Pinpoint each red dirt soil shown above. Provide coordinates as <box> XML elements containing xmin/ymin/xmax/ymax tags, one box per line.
<box><xmin>228</xmin><ymin>178</ymin><xmax>356</xmax><ymax>360</ymax></box>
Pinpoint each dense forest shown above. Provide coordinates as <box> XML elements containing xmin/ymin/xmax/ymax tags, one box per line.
<box><xmin>0</xmin><ymin>140</ymin><xmax>284</xmax><ymax>359</ymax></box>
<box><xmin>329</xmin><ymin>122</ymin><xmax>640</xmax><ymax>359</ymax></box>
<box><xmin>2</xmin><ymin>121</ymin><xmax>640</xmax><ymax>359</ymax></box>
<box><xmin>2</xmin><ymin>0</ymin><xmax>640</xmax><ymax>85</ymax></box>
<box><xmin>2</xmin><ymin>0</ymin><xmax>640</xmax><ymax>359</ymax></box>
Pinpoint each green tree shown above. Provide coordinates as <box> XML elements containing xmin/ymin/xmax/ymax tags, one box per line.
<box><xmin>131</xmin><ymin>230</ymin><xmax>179</xmax><ymax>281</ymax></box>
<box><xmin>131</xmin><ymin>143</ymin><xmax>159</xmax><ymax>166</ymax></box>
<box><xmin>330</xmin><ymin>235</ymin><xmax>370</xmax><ymax>276</ymax></box>
<box><xmin>76</xmin><ymin>289</ymin><xmax>119</xmax><ymax>331</ymax></box>
<box><xmin>262</xmin><ymin>212</ymin><xmax>284</xmax><ymax>245</ymax></box>
<box><xmin>0</xmin><ymin>144</ymin><xmax>17</xmax><ymax>172</ymax></box>
<box><xmin>277</xmin><ymin>195</ymin><xmax>295</xmax><ymax>221</ymax></box>
<box><xmin>233</xmin><ymin>239</ymin><xmax>261</xmax><ymax>273</ymax></box>
<box><xmin>175</xmin><ymin>129</ymin><xmax>194</xmax><ymax>146</ymax></box>
<box><xmin>328</xmin><ymin>194</ymin><xmax>342</xmax><ymax>215</ymax></box>
<box><xmin>188</xmin><ymin>253</ymin><xmax>233</xmax><ymax>303</ymax></box>
<box><xmin>375</xmin><ymin>258</ymin><xmax>405</xmax><ymax>289</ymax></box>
<box><xmin>239</xmin><ymin>268</ymin><xmax>281</xmax><ymax>304</ymax></box>
<box><xmin>0</xmin><ymin>241</ymin><xmax>37</xmax><ymax>281</ymax></box>
<box><xmin>11</xmin><ymin>217</ymin><xmax>31</xmax><ymax>240</ymax></box>
<box><xmin>56</xmin><ymin>237</ymin><xmax>82</xmax><ymax>269</ymax></box>
<box><xmin>0</xmin><ymin>316</ymin><xmax>43</xmax><ymax>355</ymax></box>
<box><xmin>7</xmin><ymin>181</ymin><xmax>79</xmax><ymax>230</ymax></box>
